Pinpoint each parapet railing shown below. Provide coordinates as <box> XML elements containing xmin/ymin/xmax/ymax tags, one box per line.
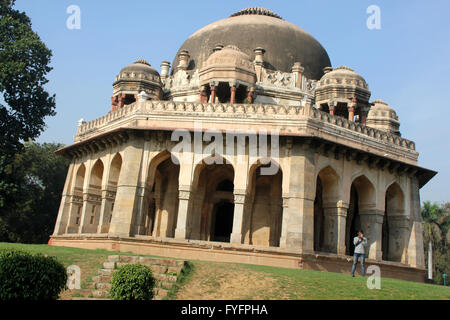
<box><xmin>76</xmin><ymin>101</ymin><xmax>415</xmax><ymax>151</ymax></box>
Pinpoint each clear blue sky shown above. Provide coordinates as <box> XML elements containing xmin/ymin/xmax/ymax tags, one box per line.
<box><xmin>13</xmin><ymin>0</ymin><xmax>450</xmax><ymax>203</ymax></box>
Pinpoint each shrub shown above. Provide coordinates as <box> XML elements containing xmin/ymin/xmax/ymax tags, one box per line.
<box><xmin>110</xmin><ymin>264</ymin><xmax>155</xmax><ymax>300</ymax></box>
<box><xmin>0</xmin><ymin>249</ymin><xmax>67</xmax><ymax>300</ymax></box>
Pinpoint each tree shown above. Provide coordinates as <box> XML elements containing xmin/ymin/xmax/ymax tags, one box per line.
<box><xmin>0</xmin><ymin>0</ymin><xmax>56</xmax><ymax>208</ymax></box>
<box><xmin>422</xmin><ymin>201</ymin><xmax>450</xmax><ymax>285</ymax></box>
<box><xmin>0</xmin><ymin>142</ymin><xmax>70</xmax><ymax>243</ymax></box>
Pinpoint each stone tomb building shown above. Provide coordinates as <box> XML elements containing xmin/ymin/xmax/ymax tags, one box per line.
<box><xmin>51</xmin><ymin>8</ymin><xmax>436</xmax><ymax>282</ymax></box>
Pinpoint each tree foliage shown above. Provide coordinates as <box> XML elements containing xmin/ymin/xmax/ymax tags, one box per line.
<box><xmin>0</xmin><ymin>142</ymin><xmax>70</xmax><ymax>243</ymax></box>
<box><xmin>422</xmin><ymin>201</ymin><xmax>450</xmax><ymax>285</ymax></box>
<box><xmin>0</xmin><ymin>0</ymin><xmax>56</xmax><ymax>209</ymax></box>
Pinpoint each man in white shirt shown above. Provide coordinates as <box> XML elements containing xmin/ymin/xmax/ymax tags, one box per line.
<box><xmin>351</xmin><ymin>230</ymin><xmax>368</xmax><ymax>277</ymax></box>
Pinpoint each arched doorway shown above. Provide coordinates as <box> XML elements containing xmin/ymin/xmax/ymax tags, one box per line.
<box><xmin>99</xmin><ymin>153</ymin><xmax>122</xmax><ymax>233</ymax></box>
<box><xmin>383</xmin><ymin>183</ymin><xmax>406</xmax><ymax>262</ymax></box>
<box><xmin>346</xmin><ymin>175</ymin><xmax>376</xmax><ymax>256</ymax></box>
<box><xmin>243</xmin><ymin>160</ymin><xmax>282</xmax><ymax>247</ymax></box>
<box><xmin>346</xmin><ymin>185</ymin><xmax>361</xmax><ymax>255</ymax></box>
<box><xmin>66</xmin><ymin>164</ymin><xmax>86</xmax><ymax>233</ymax></box>
<box><xmin>211</xmin><ymin>200</ymin><xmax>235</xmax><ymax>242</ymax></box>
<box><xmin>314</xmin><ymin>166</ymin><xmax>340</xmax><ymax>253</ymax></box>
<box><xmin>82</xmin><ymin>159</ymin><xmax>104</xmax><ymax>233</ymax></box>
<box><xmin>145</xmin><ymin>151</ymin><xmax>180</xmax><ymax>238</ymax></box>
<box><xmin>190</xmin><ymin>157</ymin><xmax>235</xmax><ymax>242</ymax></box>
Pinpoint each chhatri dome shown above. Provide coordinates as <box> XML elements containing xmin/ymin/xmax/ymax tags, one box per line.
<box><xmin>52</xmin><ymin>7</ymin><xmax>436</xmax><ymax>285</ymax></box>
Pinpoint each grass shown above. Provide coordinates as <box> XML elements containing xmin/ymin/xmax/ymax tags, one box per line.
<box><xmin>1</xmin><ymin>242</ymin><xmax>449</xmax><ymax>300</ymax></box>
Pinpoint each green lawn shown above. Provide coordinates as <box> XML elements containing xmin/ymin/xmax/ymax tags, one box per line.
<box><xmin>1</xmin><ymin>242</ymin><xmax>448</xmax><ymax>300</ymax></box>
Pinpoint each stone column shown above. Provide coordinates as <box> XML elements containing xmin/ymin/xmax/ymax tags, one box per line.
<box><xmin>53</xmin><ymin>162</ymin><xmax>75</xmax><ymax>235</ymax></box>
<box><xmin>279</xmin><ymin>197</ymin><xmax>289</xmax><ymax>248</ymax></box>
<box><xmin>230</xmin><ymin>192</ymin><xmax>246</xmax><ymax>244</ymax></box>
<box><xmin>359</xmin><ymin>209</ymin><xmax>384</xmax><ymax>260</ymax></box>
<box><xmin>281</xmin><ymin>145</ymin><xmax>316</xmax><ymax>253</ymax></box>
<box><xmin>109</xmin><ymin>135</ymin><xmax>145</xmax><ymax>237</ymax></box>
<box><xmin>387</xmin><ymin>216</ymin><xmax>410</xmax><ymax>262</ymax></box>
<box><xmin>322</xmin><ymin>202</ymin><xmax>348</xmax><ymax>254</ymax></box>
<box><xmin>407</xmin><ymin>177</ymin><xmax>425</xmax><ymax>268</ymax></box>
<box><xmin>151</xmin><ymin>192</ymin><xmax>162</xmax><ymax>237</ymax></box>
<box><xmin>348</xmin><ymin>98</ymin><xmax>356</xmax><ymax>121</ymax></box>
<box><xmin>328</xmin><ymin>102</ymin><xmax>336</xmax><ymax>116</ymax></box>
<box><xmin>247</xmin><ymin>86</ymin><xmax>255</xmax><ymax>104</ymax></box>
<box><xmin>200</xmin><ymin>85</ymin><xmax>208</xmax><ymax>103</ymax></box>
<box><xmin>97</xmin><ymin>189</ymin><xmax>115</xmax><ymax>234</ymax></box>
<box><xmin>230</xmin><ymin>82</ymin><xmax>237</xmax><ymax>104</ymax></box>
<box><xmin>209</xmin><ymin>82</ymin><xmax>216</xmax><ymax>103</ymax></box>
<box><xmin>174</xmin><ymin>187</ymin><xmax>192</xmax><ymax>240</ymax></box>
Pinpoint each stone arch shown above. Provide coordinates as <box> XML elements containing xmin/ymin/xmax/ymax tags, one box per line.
<box><xmin>99</xmin><ymin>153</ymin><xmax>122</xmax><ymax>233</ymax></box>
<box><xmin>314</xmin><ymin>165</ymin><xmax>340</xmax><ymax>253</ymax></box>
<box><xmin>82</xmin><ymin>159</ymin><xmax>104</xmax><ymax>233</ymax></box>
<box><xmin>90</xmin><ymin>159</ymin><xmax>104</xmax><ymax>189</ymax></box>
<box><xmin>190</xmin><ymin>155</ymin><xmax>235</xmax><ymax>242</ymax></box>
<box><xmin>66</xmin><ymin>163</ymin><xmax>86</xmax><ymax>233</ymax></box>
<box><xmin>345</xmin><ymin>174</ymin><xmax>376</xmax><ymax>255</ymax></box>
<box><xmin>145</xmin><ymin>150</ymin><xmax>180</xmax><ymax>238</ymax></box>
<box><xmin>382</xmin><ymin>182</ymin><xmax>407</xmax><ymax>262</ymax></box>
<box><xmin>244</xmin><ymin>159</ymin><xmax>282</xmax><ymax>247</ymax></box>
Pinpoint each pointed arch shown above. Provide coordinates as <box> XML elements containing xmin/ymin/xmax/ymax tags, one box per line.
<box><xmin>382</xmin><ymin>182</ymin><xmax>407</xmax><ymax>262</ymax></box>
<box><xmin>244</xmin><ymin>158</ymin><xmax>283</xmax><ymax>247</ymax></box>
<box><xmin>314</xmin><ymin>165</ymin><xmax>340</xmax><ymax>253</ymax></box>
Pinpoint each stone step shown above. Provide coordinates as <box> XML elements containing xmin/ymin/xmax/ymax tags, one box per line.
<box><xmin>161</xmin><ymin>281</ymin><xmax>174</xmax><ymax>289</ymax></box>
<box><xmin>98</xmin><ymin>268</ymin><xmax>114</xmax><ymax>276</ymax></box>
<box><xmin>92</xmin><ymin>275</ymin><xmax>112</xmax><ymax>283</ymax></box>
<box><xmin>92</xmin><ymin>290</ymin><xmax>110</xmax><ymax>298</ymax></box>
<box><xmin>103</xmin><ymin>261</ymin><xmax>115</xmax><ymax>269</ymax></box>
<box><xmin>76</xmin><ymin>289</ymin><xmax>93</xmax><ymax>297</ymax></box>
<box><xmin>95</xmin><ymin>283</ymin><xmax>112</xmax><ymax>291</ymax></box>
<box><xmin>153</xmin><ymin>273</ymin><xmax>178</xmax><ymax>282</ymax></box>
<box><xmin>155</xmin><ymin>288</ymin><xmax>168</xmax><ymax>298</ymax></box>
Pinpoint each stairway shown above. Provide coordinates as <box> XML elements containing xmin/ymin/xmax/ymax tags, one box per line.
<box><xmin>74</xmin><ymin>255</ymin><xmax>187</xmax><ymax>300</ymax></box>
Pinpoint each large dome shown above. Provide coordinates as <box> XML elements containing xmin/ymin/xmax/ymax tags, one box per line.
<box><xmin>171</xmin><ymin>7</ymin><xmax>331</xmax><ymax>80</ymax></box>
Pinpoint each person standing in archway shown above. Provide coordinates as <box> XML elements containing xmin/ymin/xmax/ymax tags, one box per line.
<box><xmin>351</xmin><ymin>230</ymin><xmax>367</xmax><ymax>277</ymax></box>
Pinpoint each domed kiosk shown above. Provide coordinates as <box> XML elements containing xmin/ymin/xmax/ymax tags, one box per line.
<box><xmin>52</xmin><ymin>7</ymin><xmax>436</xmax><ymax>285</ymax></box>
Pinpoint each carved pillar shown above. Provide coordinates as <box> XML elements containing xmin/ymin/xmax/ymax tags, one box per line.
<box><xmin>360</xmin><ymin>110</ymin><xmax>368</xmax><ymax>125</ymax></box>
<box><xmin>108</xmin><ymin>136</ymin><xmax>145</xmax><ymax>237</ymax></box>
<box><xmin>359</xmin><ymin>209</ymin><xmax>384</xmax><ymax>260</ymax></box>
<box><xmin>328</xmin><ymin>102</ymin><xmax>336</xmax><ymax>115</ymax></box>
<box><xmin>53</xmin><ymin>162</ymin><xmax>75</xmax><ymax>235</ymax></box>
<box><xmin>151</xmin><ymin>193</ymin><xmax>162</xmax><ymax>237</ymax></box>
<box><xmin>348</xmin><ymin>98</ymin><xmax>357</xmax><ymax>121</ymax></box>
<box><xmin>230</xmin><ymin>193</ymin><xmax>246</xmax><ymax>244</ymax></box>
<box><xmin>322</xmin><ymin>201</ymin><xmax>348</xmax><ymax>254</ymax></box>
<box><xmin>279</xmin><ymin>197</ymin><xmax>289</xmax><ymax>248</ymax></box>
<box><xmin>210</xmin><ymin>82</ymin><xmax>216</xmax><ymax>103</ymax></box>
<box><xmin>200</xmin><ymin>85</ymin><xmax>208</xmax><ymax>103</ymax></box>
<box><xmin>174</xmin><ymin>187</ymin><xmax>192</xmax><ymax>239</ymax></box>
<box><xmin>230</xmin><ymin>82</ymin><xmax>237</xmax><ymax>104</ymax></box>
<box><xmin>387</xmin><ymin>216</ymin><xmax>410</xmax><ymax>262</ymax></box>
<box><xmin>247</xmin><ymin>86</ymin><xmax>255</xmax><ymax>104</ymax></box>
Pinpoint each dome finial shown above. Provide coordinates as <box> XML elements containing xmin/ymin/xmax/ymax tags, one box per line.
<box><xmin>230</xmin><ymin>7</ymin><xmax>283</xmax><ymax>20</ymax></box>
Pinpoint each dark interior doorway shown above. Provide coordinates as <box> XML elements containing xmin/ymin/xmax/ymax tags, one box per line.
<box><xmin>346</xmin><ymin>185</ymin><xmax>361</xmax><ymax>256</ymax></box>
<box><xmin>211</xmin><ymin>201</ymin><xmax>234</xmax><ymax>242</ymax></box>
